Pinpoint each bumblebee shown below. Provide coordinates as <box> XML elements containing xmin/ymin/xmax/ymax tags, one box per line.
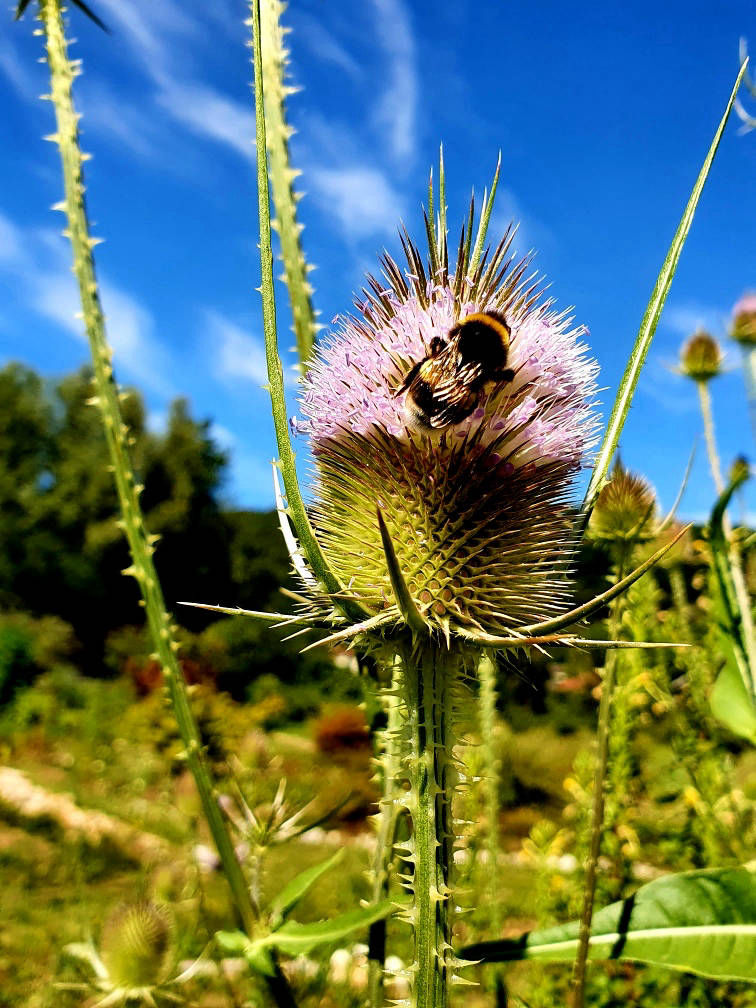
<box><xmin>396</xmin><ymin>311</ymin><xmax>516</xmax><ymax>429</ymax></box>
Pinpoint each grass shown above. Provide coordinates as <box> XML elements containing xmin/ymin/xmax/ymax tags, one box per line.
<box><xmin>1</xmin><ymin>671</ymin><xmax>755</xmax><ymax>1006</ymax></box>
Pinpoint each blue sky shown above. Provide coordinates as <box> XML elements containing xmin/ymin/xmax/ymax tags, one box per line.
<box><xmin>1</xmin><ymin>0</ymin><xmax>755</xmax><ymax>520</ymax></box>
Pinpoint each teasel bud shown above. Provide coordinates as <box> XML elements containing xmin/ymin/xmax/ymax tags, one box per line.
<box><xmin>295</xmin><ymin>226</ymin><xmax>599</xmax><ymax>642</ymax></box>
<box><xmin>99</xmin><ymin>901</ymin><xmax>175</xmax><ymax>988</ymax></box>
<box><xmin>731</xmin><ymin>292</ymin><xmax>756</xmax><ymax>346</ymax></box>
<box><xmin>588</xmin><ymin>459</ymin><xmax>657</xmax><ymax>545</ymax></box>
<box><xmin>679</xmin><ymin>329</ymin><xmax>723</xmax><ymax>382</ymax></box>
<box><xmin>729</xmin><ymin>454</ymin><xmax>751</xmax><ymax>486</ymax></box>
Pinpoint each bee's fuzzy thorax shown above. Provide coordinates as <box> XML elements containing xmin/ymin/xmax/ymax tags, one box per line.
<box><xmin>293</xmin><ymin>222</ymin><xmax>599</xmax><ymax>639</ymax></box>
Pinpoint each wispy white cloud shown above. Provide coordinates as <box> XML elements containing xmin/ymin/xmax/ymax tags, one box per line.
<box><xmin>490</xmin><ymin>189</ymin><xmax>554</xmax><ymax>259</ymax></box>
<box><xmin>94</xmin><ymin>0</ymin><xmax>198</xmax><ymax>69</ymax></box>
<box><xmin>79</xmin><ymin>81</ymin><xmax>159</xmax><ymax>160</ymax></box>
<box><xmin>0</xmin><ymin>37</ymin><xmax>40</xmax><ymax>98</ymax></box>
<box><xmin>294</xmin><ymin>14</ymin><xmax>363</xmax><ymax>80</ymax></box>
<box><xmin>309</xmin><ymin>165</ymin><xmax>405</xmax><ymax>240</ymax></box>
<box><xmin>663</xmin><ymin>302</ymin><xmax>728</xmax><ymax>340</ymax></box>
<box><xmin>369</xmin><ymin>0</ymin><xmax>417</xmax><ymax>164</ymax></box>
<box><xmin>0</xmin><ymin>210</ymin><xmax>174</xmax><ymax>397</ymax></box>
<box><xmin>155</xmin><ymin>80</ymin><xmax>256</xmax><ymax>163</ymax></box>
<box><xmin>205</xmin><ymin>310</ymin><xmax>269</xmax><ymax>387</ymax></box>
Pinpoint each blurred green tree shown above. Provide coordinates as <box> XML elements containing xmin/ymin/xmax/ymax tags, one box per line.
<box><xmin>0</xmin><ymin>362</ymin><xmax>290</xmax><ymax>671</ymax></box>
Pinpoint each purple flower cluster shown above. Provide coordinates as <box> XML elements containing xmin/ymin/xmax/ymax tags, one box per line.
<box><xmin>295</xmin><ymin>283</ymin><xmax>598</xmax><ymax>469</ymax></box>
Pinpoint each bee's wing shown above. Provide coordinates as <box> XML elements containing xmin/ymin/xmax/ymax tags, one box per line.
<box><xmin>394</xmin><ymin>359</ymin><xmax>424</xmax><ymax>396</ymax></box>
<box><xmin>425</xmin><ymin>359</ymin><xmax>483</xmax><ymax>428</ymax></box>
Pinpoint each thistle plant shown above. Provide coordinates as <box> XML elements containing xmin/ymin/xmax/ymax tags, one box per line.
<box><xmin>15</xmin><ymin>0</ymin><xmax>756</xmax><ymax>1000</ymax></box>
<box><xmin>245</xmin><ymin>0</ymin><xmax>750</xmax><ymax>992</ymax></box>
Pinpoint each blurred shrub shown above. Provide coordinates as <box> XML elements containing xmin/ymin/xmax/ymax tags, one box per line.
<box><xmin>314</xmin><ymin>705</ymin><xmax>370</xmax><ymax>755</ymax></box>
<box><xmin>0</xmin><ymin>621</ymin><xmax>36</xmax><ymax>707</ymax></box>
<box><xmin>121</xmin><ymin>684</ymin><xmax>246</xmax><ymax>778</ymax></box>
<box><xmin>0</xmin><ymin>612</ymin><xmax>76</xmax><ymax>706</ymax></box>
<box><xmin>0</xmin><ymin>665</ymin><xmax>133</xmax><ymax>740</ymax></box>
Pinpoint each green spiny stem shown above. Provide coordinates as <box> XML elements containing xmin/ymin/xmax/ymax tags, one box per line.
<box><xmin>37</xmin><ymin>0</ymin><xmax>259</xmax><ymax>939</ymax></box>
<box><xmin>368</xmin><ymin>658</ymin><xmax>404</xmax><ymax>1008</ymax></box>
<box><xmin>697</xmin><ymin>379</ymin><xmax>756</xmax><ymax>697</ymax></box>
<box><xmin>477</xmin><ymin>652</ymin><xmax>507</xmax><ymax>1003</ymax></box>
<box><xmin>477</xmin><ymin>653</ymin><xmax>502</xmax><ymax>936</ymax></box>
<box><xmin>401</xmin><ymin>644</ymin><xmax>460</xmax><ymax>1008</ymax></box>
<box><xmin>260</xmin><ymin>0</ymin><xmax>318</xmax><ymax>370</ymax></box>
<box><xmin>249</xmin><ymin>0</ymin><xmax>361</xmax><ymax>622</ymax></box>
<box><xmin>570</xmin><ymin>550</ymin><xmax>627</xmax><ymax>1008</ymax></box>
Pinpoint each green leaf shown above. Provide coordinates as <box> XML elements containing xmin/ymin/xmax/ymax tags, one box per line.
<box><xmin>708</xmin><ymin>467</ymin><xmax>756</xmax><ymax>738</ymax></box>
<box><xmin>580</xmin><ymin>60</ymin><xmax>749</xmax><ymax>526</ymax></box>
<box><xmin>377</xmin><ymin>506</ymin><xmax>426</xmax><ymax>635</ymax></box>
<box><xmin>711</xmin><ymin>653</ymin><xmax>756</xmax><ymax>744</ymax></box>
<box><xmin>270</xmin><ymin>849</ymin><xmax>345</xmax><ymax>927</ymax></box>
<box><xmin>215</xmin><ymin>930</ymin><xmax>276</xmax><ymax>978</ymax></box>
<box><xmin>248</xmin><ymin>901</ymin><xmax>394</xmax><ymax>960</ymax></box>
<box><xmin>459</xmin><ymin>867</ymin><xmax>756</xmax><ymax>982</ymax></box>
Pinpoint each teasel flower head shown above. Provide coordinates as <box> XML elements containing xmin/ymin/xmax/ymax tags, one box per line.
<box><xmin>588</xmin><ymin>458</ymin><xmax>657</xmax><ymax>544</ymax></box>
<box><xmin>731</xmin><ymin>291</ymin><xmax>756</xmax><ymax>346</ymax></box>
<box><xmin>62</xmin><ymin>899</ymin><xmax>205</xmax><ymax>1006</ymax></box>
<box><xmin>679</xmin><ymin>329</ymin><xmax>723</xmax><ymax>381</ymax></box>
<box><xmin>99</xmin><ymin>901</ymin><xmax>175</xmax><ymax>988</ymax></box>
<box><xmin>294</xmin><ymin>208</ymin><xmax>599</xmax><ymax>644</ymax></box>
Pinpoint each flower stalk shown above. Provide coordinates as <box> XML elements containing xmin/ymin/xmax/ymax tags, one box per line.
<box><xmin>368</xmin><ymin>658</ymin><xmax>405</xmax><ymax>1007</ymax></box>
<box><xmin>570</xmin><ymin>550</ymin><xmax>627</xmax><ymax>1008</ymax></box>
<box><xmin>398</xmin><ymin>643</ymin><xmax>461</xmax><ymax>1008</ymax></box>
<box><xmin>37</xmin><ymin>0</ymin><xmax>260</xmax><ymax>940</ymax></box>
<box><xmin>259</xmin><ymin>0</ymin><xmax>318</xmax><ymax>369</ymax></box>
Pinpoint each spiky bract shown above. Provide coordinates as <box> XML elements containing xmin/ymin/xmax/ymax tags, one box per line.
<box><xmin>296</xmin><ymin>221</ymin><xmax>598</xmax><ymax>641</ymax></box>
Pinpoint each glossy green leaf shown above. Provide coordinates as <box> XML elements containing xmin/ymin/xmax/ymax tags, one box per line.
<box><xmin>711</xmin><ymin>658</ymin><xmax>756</xmax><ymax>744</ymax></box>
<box><xmin>580</xmin><ymin>60</ymin><xmax>748</xmax><ymax>526</ymax></box>
<box><xmin>215</xmin><ymin>930</ymin><xmax>276</xmax><ymax>977</ymax></box>
<box><xmin>270</xmin><ymin>849</ymin><xmax>345</xmax><ymax>927</ymax></box>
<box><xmin>708</xmin><ymin>466</ymin><xmax>756</xmax><ymax>739</ymax></box>
<box><xmin>250</xmin><ymin>901</ymin><xmax>394</xmax><ymax>960</ymax></box>
<box><xmin>460</xmin><ymin>867</ymin><xmax>756</xmax><ymax>981</ymax></box>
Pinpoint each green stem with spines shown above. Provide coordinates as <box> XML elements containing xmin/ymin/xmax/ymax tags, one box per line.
<box><xmin>38</xmin><ymin>7</ymin><xmax>299</xmax><ymax>1005</ymax></box>
<box><xmin>368</xmin><ymin>658</ymin><xmax>404</xmax><ymax>1008</ymax></box>
<box><xmin>38</xmin><ymin>0</ymin><xmax>258</xmax><ymax>937</ymax></box>
<box><xmin>249</xmin><ymin>0</ymin><xmax>362</xmax><ymax>622</ymax></box>
<box><xmin>400</xmin><ymin>644</ymin><xmax>461</xmax><ymax>1008</ymax></box>
<box><xmin>260</xmin><ymin>0</ymin><xmax>318</xmax><ymax>370</ymax></box>
<box><xmin>477</xmin><ymin>653</ymin><xmax>502</xmax><ymax>933</ymax></box>
<box><xmin>570</xmin><ymin>548</ymin><xmax>627</xmax><ymax>1008</ymax></box>
<box><xmin>477</xmin><ymin>652</ymin><xmax>507</xmax><ymax>1005</ymax></box>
